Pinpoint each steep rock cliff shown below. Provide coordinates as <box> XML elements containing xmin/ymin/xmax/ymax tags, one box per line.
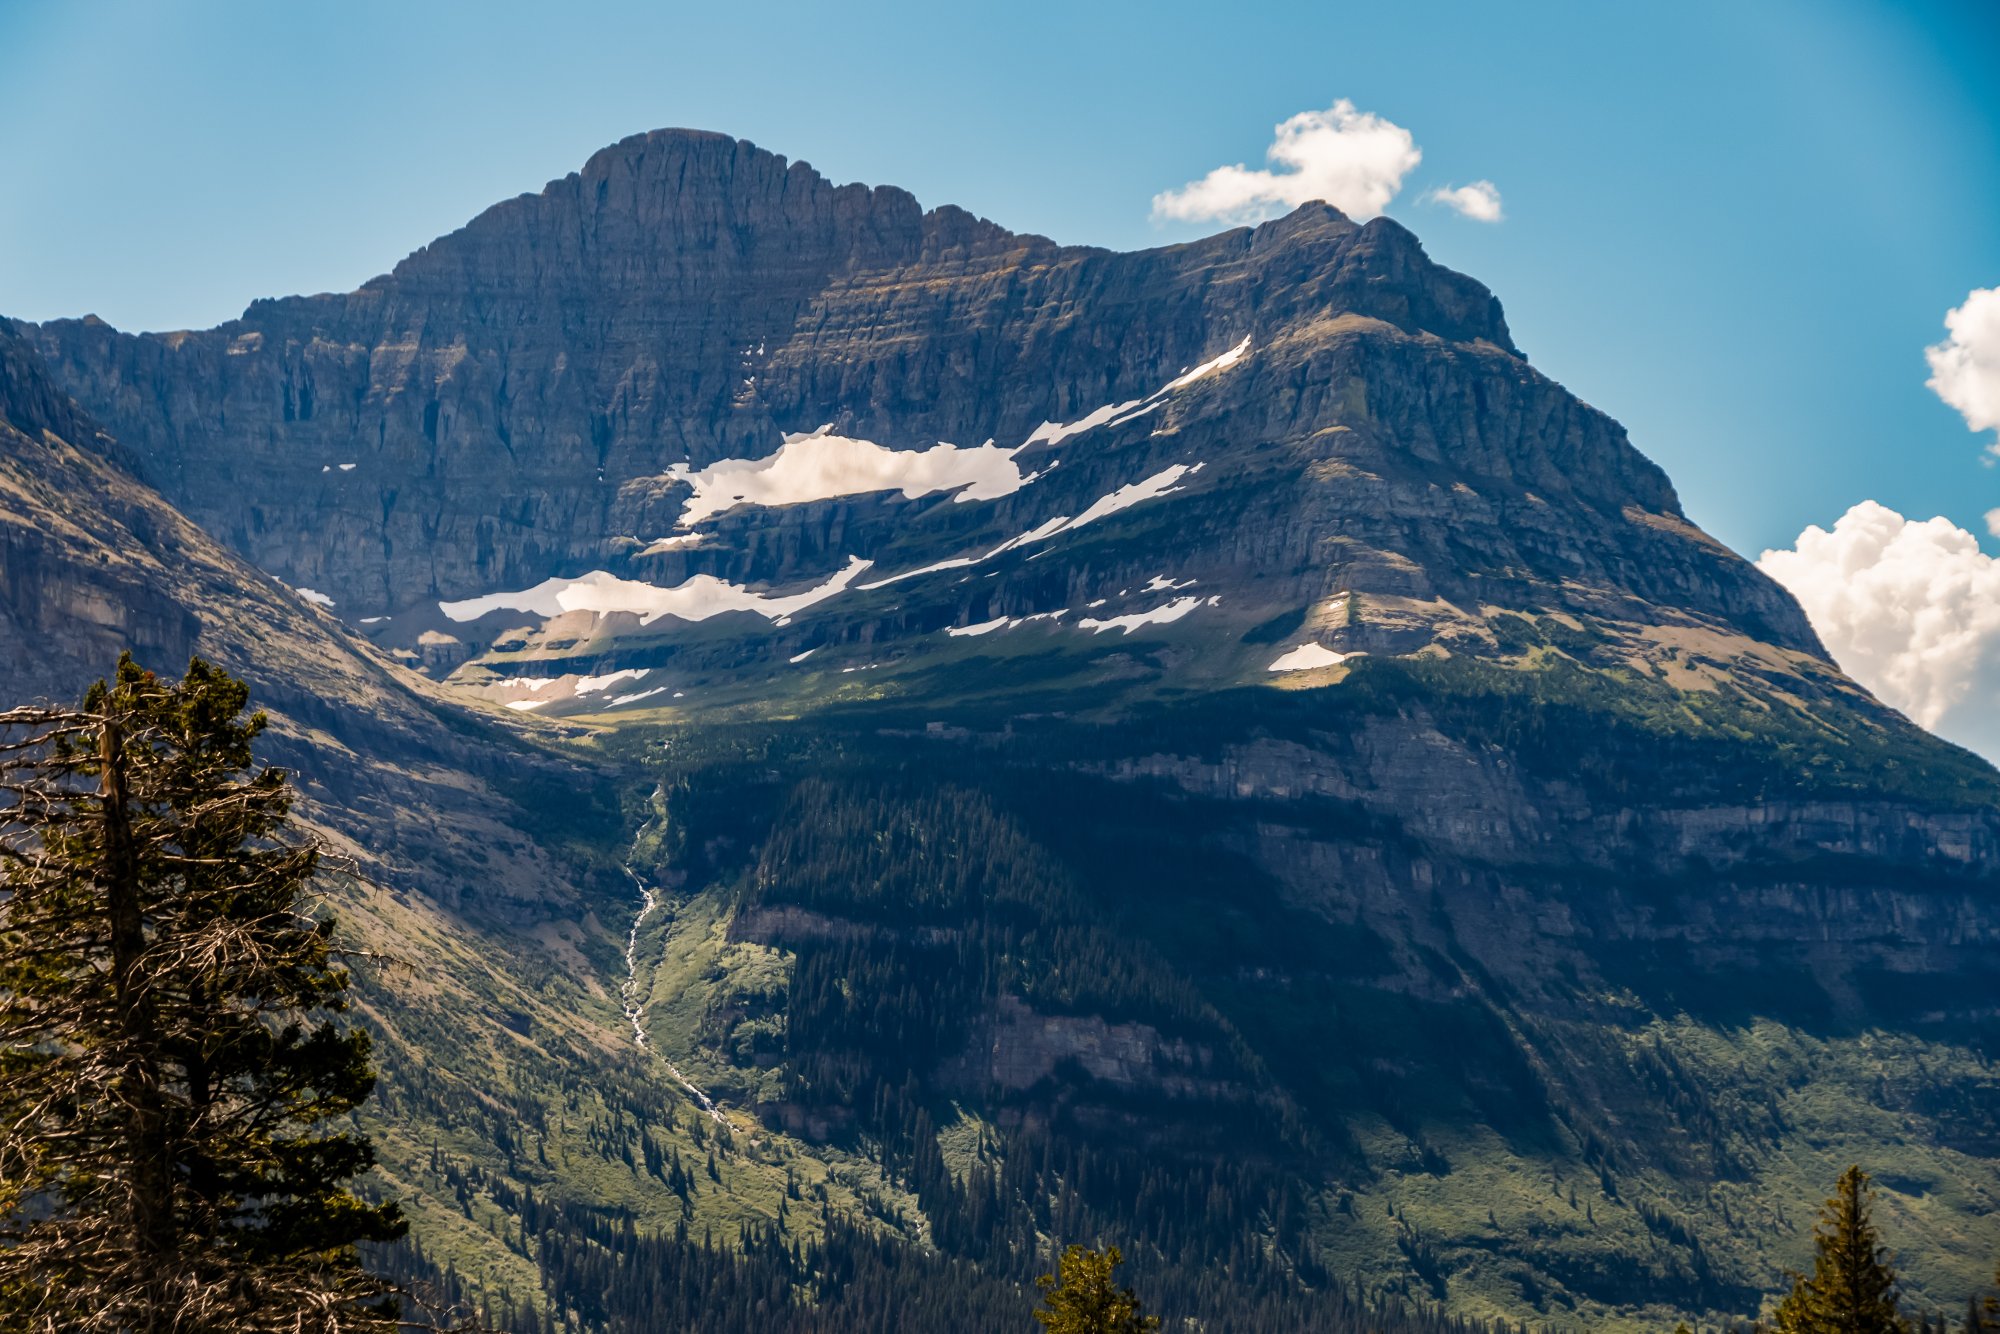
<box><xmin>27</xmin><ymin>131</ymin><xmax>1815</xmax><ymax>721</ymax></box>
<box><xmin>0</xmin><ymin>319</ymin><xmax>587</xmax><ymax>913</ymax></box>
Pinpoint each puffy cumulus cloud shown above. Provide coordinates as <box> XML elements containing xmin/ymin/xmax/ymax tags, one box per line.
<box><xmin>1152</xmin><ymin>100</ymin><xmax>1421</xmax><ymax>225</ymax></box>
<box><xmin>1426</xmin><ymin>181</ymin><xmax>1504</xmax><ymax>222</ymax></box>
<box><xmin>1926</xmin><ymin>287</ymin><xmax>2000</xmax><ymax>449</ymax></box>
<box><xmin>1758</xmin><ymin>501</ymin><xmax>2000</xmax><ymax>760</ymax></box>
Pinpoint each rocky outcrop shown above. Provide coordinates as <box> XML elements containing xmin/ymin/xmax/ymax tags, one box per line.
<box><xmin>0</xmin><ymin>322</ymin><xmax>590</xmax><ymax>918</ymax></box>
<box><xmin>950</xmin><ymin>995</ymin><xmax>1233</xmax><ymax>1099</ymax></box>
<box><xmin>1103</xmin><ymin>728</ymin><xmax>2000</xmax><ymax>872</ymax></box>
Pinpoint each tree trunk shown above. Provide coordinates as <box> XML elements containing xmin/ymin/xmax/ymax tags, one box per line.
<box><xmin>101</xmin><ymin>715</ymin><xmax>173</xmax><ymax>1326</ymax></box>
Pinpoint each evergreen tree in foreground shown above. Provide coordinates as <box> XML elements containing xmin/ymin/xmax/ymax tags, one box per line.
<box><xmin>1969</xmin><ymin>1260</ymin><xmax>2000</xmax><ymax>1334</ymax></box>
<box><xmin>0</xmin><ymin>656</ymin><xmax>406</xmax><ymax>1332</ymax></box>
<box><xmin>1771</xmin><ymin>1165</ymin><xmax>1908</xmax><ymax>1334</ymax></box>
<box><xmin>1033</xmin><ymin>1244</ymin><xmax>1161</xmax><ymax>1334</ymax></box>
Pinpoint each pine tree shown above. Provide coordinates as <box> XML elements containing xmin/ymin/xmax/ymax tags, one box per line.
<box><xmin>1973</xmin><ymin>1260</ymin><xmax>2000</xmax><ymax>1334</ymax></box>
<box><xmin>1032</xmin><ymin>1244</ymin><xmax>1162</xmax><ymax>1334</ymax></box>
<box><xmin>0</xmin><ymin>656</ymin><xmax>406</xmax><ymax>1332</ymax></box>
<box><xmin>1770</xmin><ymin>1166</ymin><xmax>1908</xmax><ymax>1334</ymax></box>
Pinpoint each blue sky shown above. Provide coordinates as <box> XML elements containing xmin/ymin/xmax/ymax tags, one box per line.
<box><xmin>5</xmin><ymin>0</ymin><xmax>2000</xmax><ymax>746</ymax></box>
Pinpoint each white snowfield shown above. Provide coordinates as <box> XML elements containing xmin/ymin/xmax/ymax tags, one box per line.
<box><xmin>653</xmin><ymin>336</ymin><xmax>1248</xmax><ymax>531</ymax></box>
<box><xmin>293</xmin><ymin>586</ymin><xmax>335</xmax><ymax>608</ymax></box>
<box><xmin>438</xmin><ymin>558</ymin><xmax>872</xmax><ymax>627</ymax></box>
<box><xmin>861</xmin><ymin>514</ymin><xmax>1072</xmax><ymax>589</ymax></box>
<box><xmin>664</xmin><ymin>427</ymin><xmax>1033</xmax><ymax>527</ymax></box>
<box><xmin>1025</xmin><ymin>399</ymin><xmax>1148</xmax><ymax>448</ymax></box>
<box><xmin>486</xmin><ymin>672</ymin><xmax>668</xmax><ymax>711</ymax></box>
<box><xmin>432</xmin><ymin>340</ymin><xmax>1250</xmax><ymax>658</ymax></box>
<box><xmin>1268</xmin><ymin>643</ymin><xmax>1362</xmax><ymax>672</ymax></box>
<box><xmin>1065</xmin><ymin>464</ymin><xmax>1201</xmax><ymax>531</ymax></box>
<box><xmin>1025</xmin><ymin>336</ymin><xmax>1251</xmax><ymax>447</ymax></box>
<box><xmin>574</xmin><ymin>668</ymin><xmax>647</xmax><ymax>695</ymax></box>
<box><xmin>1078</xmin><ymin>594</ymin><xmax>1220</xmax><ymax>635</ymax></box>
<box><xmin>1164</xmin><ymin>336</ymin><xmax>1251</xmax><ymax>391</ymax></box>
<box><xmin>862</xmin><ymin>464</ymin><xmax>1203</xmax><ymax>590</ymax></box>
<box><xmin>946</xmin><ymin>609</ymin><xmax>1068</xmax><ymax>637</ymax></box>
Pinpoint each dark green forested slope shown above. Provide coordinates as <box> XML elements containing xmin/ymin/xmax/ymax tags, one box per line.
<box><xmin>361</xmin><ymin>653</ymin><xmax>1999</xmax><ymax>1332</ymax></box>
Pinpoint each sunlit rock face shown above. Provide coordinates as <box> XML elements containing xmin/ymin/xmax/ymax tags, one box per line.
<box><xmin>26</xmin><ymin>129</ymin><xmax>1821</xmax><ymax>718</ymax></box>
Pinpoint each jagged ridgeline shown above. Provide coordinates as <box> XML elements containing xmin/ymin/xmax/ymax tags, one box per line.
<box><xmin>4</xmin><ymin>130</ymin><xmax>1999</xmax><ymax>1330</ymax></box>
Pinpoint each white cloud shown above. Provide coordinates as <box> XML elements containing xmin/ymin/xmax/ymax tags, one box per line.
<box><xmin>1757</xmin><ymin>500</ymin><xmax>2000</xmax><ymax>760</ymax></box>
<box><xmin>1152</xmin><ymin>100</ymin><xmax>1422</xmax><ymax>225</ymax></box>
<box><xmin>1925</xmin><ymin>287</ymin><xmax>2000</xmax><ymax>450</ymax></box>
<box><xmin>1425</xmin><ymin>180</ymin><xmax>1504</xmax><ymax>223</ymax></box>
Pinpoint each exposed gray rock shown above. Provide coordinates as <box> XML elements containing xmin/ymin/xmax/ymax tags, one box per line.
<box><xmin>24</xmin><ymin>130</ymin><xmax>1816</xmax><ymax>702</ymax></box>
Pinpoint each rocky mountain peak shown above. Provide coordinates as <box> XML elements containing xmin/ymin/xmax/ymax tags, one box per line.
<box><xmin>21</xmin><ymin>129</ymin><xmax>1822</xmax><ymax>713</ymax></box>
<box><xmin>1212</xmin><ymin>204</ymin><xmax>1520</xmax><ymax>353</ymax></box>
<box><xmin>375</xmin><ymin>130</ymin><xmax>935</xmax><ymax>307</ymax></box>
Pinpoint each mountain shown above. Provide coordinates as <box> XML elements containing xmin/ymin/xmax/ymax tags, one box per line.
<box><xmin>10</xmin><ymin>131</ymin><xmax>2000</xmax><ymax>1330</ymax></box>
<box><xmin>27</xmin><ymin>129</ymin><xmax>1811</xmax><ymax>718</ymax></box>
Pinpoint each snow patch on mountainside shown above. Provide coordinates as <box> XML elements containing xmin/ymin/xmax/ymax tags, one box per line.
<box><xmin>864</xmin><ymin>466</ymin><xmax>1203</xmax><ymax>590</ymax></box>
<box><xmin>1067</xmin><ymin>464</ymin><xmax>1202</xmax><ymax>531</ymax></box>
<box><xmin>1024</xmin><ymin>337</ymin><xmax>1250</xmax><ymax>446</ymax></box>
<box><xmin>575</xmin><ymin>669</ymin><xmax>648</xmax><ymax>695</ymax></box>
<box><xmin>1165</xmin><ymin>337</ymin><xmax>1251</xmax><ymax>391</ymax></box>
<box><xmin>947</xmin><ymin>609</ymin><xmax>1069</xmax><ymax>637</ymax></box>
<box><xmin>1026</xmin><ymin>400</ymin><xmax>1147</xmax><ymax>448</ymax></box>
<box><xmin>665</xmin><ymin>429</ymin><xmax>1032</xmax><ymax>526</ymax></box>
<box><xmin>1268</xmin><ymin>643</ymin><xmax>1359</xmax><ymax>672</ymax></box>
<box><xmin>637</xmin><ymin>336</ymin><xmax>1240</xmax><ymax>547</ymax></box>
<box><xmin>439</xmin><ymin>558</ymin><xmax>872</xmax><ymax>627</ymax></box>
<box><xmin>1079</xmin><ymin>594</ymin><xmax>1217</xmax><ymax>635</ymax></box>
